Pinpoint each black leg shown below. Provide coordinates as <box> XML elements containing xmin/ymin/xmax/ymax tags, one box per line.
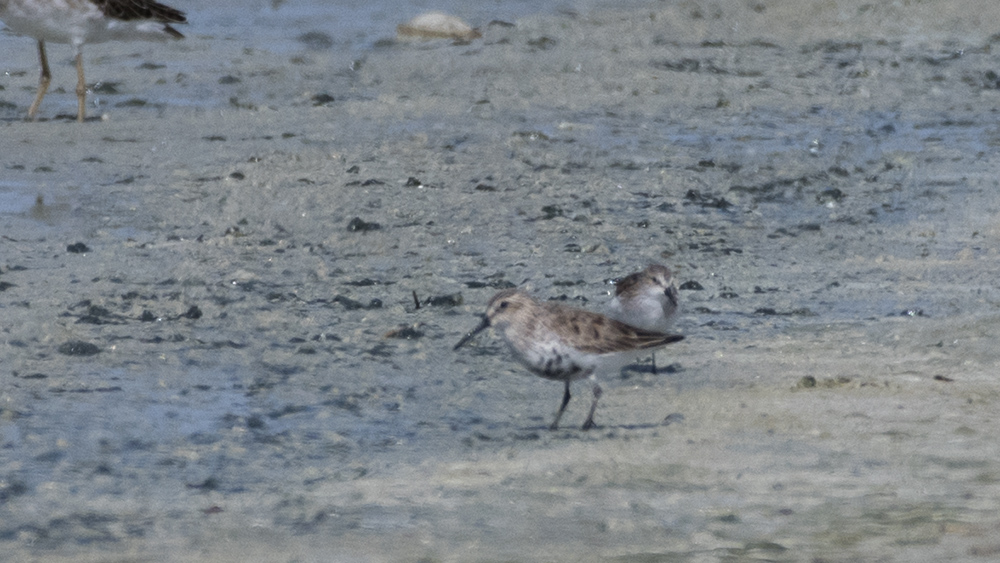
<box><xmin>582</xmin><ymin>382</ymin><xmax>602</xmax><ymax>430</ymax></box>
<box><xmin>651</xmin><ymin>352</ymin><xmax>657</xmax><ymax>375</ymax></box>
<box><xmin>549</xmin><ymin>381</ymin><xmax>571</xmax><ymax>430</ymax></box>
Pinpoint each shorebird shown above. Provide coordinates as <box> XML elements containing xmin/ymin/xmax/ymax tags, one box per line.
<box><xmin>0</xmin><ymin>0</ymin><xmax>187</xmax><ymax>121</ymax></box>
<box><xmin>455</xmin><ymin>288</ymin><xmax>684</xmax><ymax>430</ymax></box>
<box><xmin>607</xmin><ymin>264</ymin><xmax>680</xmax><ymax>374</ymax></box>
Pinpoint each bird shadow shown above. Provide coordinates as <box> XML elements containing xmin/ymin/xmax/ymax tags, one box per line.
<box><xmin>507</xmin><ymin>412</ymin><xmax>685</xmax><ymax>439</ymax></box>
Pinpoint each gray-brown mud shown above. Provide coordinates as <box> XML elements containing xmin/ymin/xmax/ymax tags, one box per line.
<box><xmin>4</xmin><ymin>0</ymin><xmax>1000</xmax><ymax>561</ymax></box>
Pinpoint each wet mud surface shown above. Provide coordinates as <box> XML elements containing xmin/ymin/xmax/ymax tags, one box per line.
<box><xmin>4</xmin><ymin>0</ymin><xmax>1000</xmax><ymax>561</ymax></box>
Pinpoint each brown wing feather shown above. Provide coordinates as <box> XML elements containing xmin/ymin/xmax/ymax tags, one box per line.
<box><xmin>89</xmin><ymin>0</ymin><xmax>187</xmax><ymax>24</ymax></box>
<box><xmin>613</xmin><ymin>271</ymin><xmax>642</xmax><ymax>296</ymax></box>
<box><xmin>544</xmin><ymin>303</ymin><xmax>683</xmax><ymax>354</ymax></box>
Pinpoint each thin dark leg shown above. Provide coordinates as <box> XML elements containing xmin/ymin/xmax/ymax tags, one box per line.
<box><xmin>651</xmin><ymin>352</ymin><xmax>658</xmax><ymax>375</ymax></box>
<box><xmin>27</xmin><ymin>40</ymin><xmax>51</xmax><ymax>120</ymax></box>
<box><xmin>549</xmin><ymin>381</ymin><xmax>571</xmax><ymax>430</ymax></box>
<box><xmin>74</xmin><ymin>49</ymin><xmax>86</xmax><ymax>122</ymax></box>
<box><xmin>581</xmin><ymin>382</ymin><xmax>603</xmax><ymax>430</ymax></box>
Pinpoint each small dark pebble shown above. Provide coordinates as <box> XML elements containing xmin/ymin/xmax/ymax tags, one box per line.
<box><xmin>181</xmin><ymin>305</ymin><xmax>203</xmax><ymax>320</ymax></box>
<box><xmin>312</xmin><ymin>93</ymin><xmax>335</xmax><ymax>106</ymax></box>
<box><xmin>425</xmin><ymin>293</ymin><xmax>463</xmax><ymax>307</ymax></box>
<box><xmin>332</xmin><ymin>295</ymin><xmax>381</xmax><ymax>310</ymax></box>
<box><xmin>527</xmin><ymin>36</ymin><xmax>557</xmax><ymax>50</ymax></box>
<box><xmin>933</xmin><ymin>375</ymin><xmax>954</xmax><ymax>382</ymax></box>
<box><xmin>347</xmin><ymin>217</ymin><xmax>381</xmax><ymax>232</ymax></box>
<box><xmin>661</xmin><ymin>413</ymin><xmax>685</xmax><ymax>426</ymax></box>
<box><xmin>0</xmin><ymin>281</ymin><xmax>14</xmax><ymax>292</ymax></box>
<box><xmin>187</xmin><ymin>477</ymin><xmax>220</xmax><ymax>491</ymax></box>
<box><xmin>684</xmin><ymin>189</ymin><xmax>733</xmax><ymax>209</ymax></box>
<box><xmin>67</xmin><ymin>242</ymin><xmax>91</xmax><ymax>253</ymax></box>
<box><xmin>549</xmin><ymin>294</ymin><xmax>588</xmax><ymax>303</ymax></box>
<box><xmin>218</xmin><ymin>75</ymin><xmax>241</xmax><ymax>85</ymax></box>
<box><xmin>229</xmin><ymin>171</ymin><xmax>245</xmax><ymax>180</ymax></box>
<box><xmin>58</xmin><ymin>341</ymin><xmax>101</xmax><ymax>356</ymax></box>
<box><xmin>900</xmin><ymin>308</ymin><xmax>926</xmax><ymax>317</ymax></box>
<box><xmin>465</xmin><ymin>280</ymin><xmax>516</xmax><ymax>289</ymax></box>
<box><xmin>346</xmin><ymin>165</ymin><xmax>360</xmax><ymax>174</ymax></box>
<box><xmin>384</xmin><ymin>325</ymin><xmax>424</xmax><ymax>339</ymax></box>
<box><xmin>798</xmin><ymin>376</ymin><xmax>817</xmax><ymax>388</ymax></box>
<box><xmin>76</xmin><ymin>314</ymin><xmax>110</xmax><ymax>325</ymax></box>
<box><xmin>366</xmin><ymin>343</ymin><xmax>394</xmax><ymax>357</ymax></box>
<box><xmin>114</xmin><ymin>98</ymin><xmax>147</xmax><ymax>107</ymax></box>
<box><xmin>298</xmin><ymin>30</ymin><xmax>334</xmax><ymax>50</ymax></box>
<box><xmin>540</xmin><ymin>205</ymin><xmax>564</xmax><ymax>219</ymax></box>
<box><xmin>405</xmin><ymin>176</ymin><xmax>423</xmax><ymax>187</ymax></box>
<box><xmin>679</xmin><ymin>280</ymin><xmax>703</xmax><ymax>290</ymax></box>
<box><xmin>343</xmin><ymin>278</ymin><xmax>385</xmax><ymax>287</ymax></box>
<box><xmin>755</xmin><ymin>307</ymin><xmax>815</xmax><ymax>316</ymax></box>
<box><xmin>651</xmin><ymin>58</ymin><xmax>702</xmax><ymax>72</ymax></box>
<box><xmin>474</xmin><ymin>184</ymin><xmax>497</xmax><ymax>191</ymax></box>
<box><xmin>17</xmin><ymin>373</ymin><xmax>48</xmax><ymax>379</ymax></box>
<box><xmin>91</xmin><ymin>82</ymin><xmax>120</xmax><ymax>94</ymax></box>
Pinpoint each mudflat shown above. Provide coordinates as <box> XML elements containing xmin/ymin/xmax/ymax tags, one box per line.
<box><xmin>3</xmin><ymin>1</ymin><xmax>1000</xmax><ymax>561</ymax></box>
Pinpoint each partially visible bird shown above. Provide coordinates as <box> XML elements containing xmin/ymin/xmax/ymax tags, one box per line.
<box><xmin>0</xmin><ymin>0</ymin><xmax>187</xmax><ymax>121</ymax></box>
<box><xmin>607</xmin><ymin>264</ymin><xmax>680</xmax><ymax>374</ymax></box>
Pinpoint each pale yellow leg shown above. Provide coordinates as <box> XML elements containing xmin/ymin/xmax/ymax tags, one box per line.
<box><xmin>75</xmin><ymin>50</ymin><xmax>86</xmax><ymax>122</ymax></box>
<box><xmin>26</xmin><ymin>40</ymin><xmax>51</xmax><ymax>121</ymax></box>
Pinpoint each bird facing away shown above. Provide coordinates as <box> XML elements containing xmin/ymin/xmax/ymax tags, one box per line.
<box><xmin>454</xmin><ymin>288</ymin><xmax>684</xmax><ymax>430</ymax></box>
<box><xmin>607</xmin><ymin>264</ymin><xmax>680</xmax><ymax>373</ymax></box>
<box><xmin>0</xmin><ymin>0</ymin><xmax>187</xmax><ymax>121</ymax></box>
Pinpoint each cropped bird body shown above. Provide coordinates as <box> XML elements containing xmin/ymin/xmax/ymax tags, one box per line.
<box><xmin>0</xmin><ymin>0</ymin><xmax>186</xmax><ymax>121</ymax></box>
<box><xmin>455</xmin><ymin>288</ymin><xmax>684</xmax><ymax>430</ymax></box>
<box><xmin>608</xmin><ymin>264</ymin><xmax>680</xmax><ymax>373</ymax></box>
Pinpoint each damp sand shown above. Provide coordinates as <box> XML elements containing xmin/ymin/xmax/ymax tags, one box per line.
<box><xmin>3</xmin><ymin>0</ymin><xmax>1000</xmax><ymax>561</ymax></box>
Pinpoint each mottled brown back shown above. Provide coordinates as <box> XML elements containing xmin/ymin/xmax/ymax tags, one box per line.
<box><xmin>89</xmin><ymin>0</ymin><xmax>187</xmax><ymax>24</ymax></box>
<box><xmin>540</xmin><ymin>301</ymin><xmax>683</xmax><ymax>355</ymax></box>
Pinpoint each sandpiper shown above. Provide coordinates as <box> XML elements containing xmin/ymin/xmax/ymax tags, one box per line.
<box><xmin>454</xmin><ymin>288</ymin><xmax>684</xmax><ymax>430</ymax></box>
<box><xmin>0</xmin><ymin>0</ymin><xmax>187</xmax><ymax>122</ymax></box>
<box><xmin>608</xmin><ymin>264</ymin><xmax>680</xmax><ymax>374</ymax></box>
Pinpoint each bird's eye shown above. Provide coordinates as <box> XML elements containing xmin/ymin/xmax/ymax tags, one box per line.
<box><xmin>498</xmin><ymin>301</ymin><xmax>509</xmax><ymax>309</ymax></box>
